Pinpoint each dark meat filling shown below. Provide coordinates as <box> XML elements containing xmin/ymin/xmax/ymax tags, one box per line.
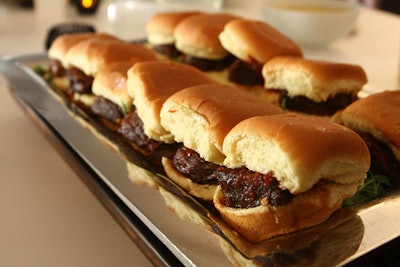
<box><xmin>66</xmin><ymin>67</ymin><xmax>93</xmax><ymax>94</ymax></box>
<box><xmin>271</xmin><ymin>89</ymin><xmax>358</xmax><ymax>116</ymax></box>
<box><xmin>359</xmin><ymin>131</ymin><xmax>400</xmax><ymax>187</ymax></box>
<box><xmin>118</xmin><ymin>111</ymin><xmax>161</xmax><ymax>154</ymax></box>
<box><xmin>180</xmin><ymin>53</ymin><xmax>235</xmax><ymax>72</ymax></box>
<box><xmin>215</xmin><ymin>167</ymin><xmax>293</xmax><ymax>209</ymax></box>
<box><xmin>152</xmin><ymin>44</ymin><xmax>182</xmax><ymax>59</ymax></box>
<box><xmin>91</xmin><ymin>96</ymin><xmax>124</xmax><ymax>123</ymax></box>
<box><xmin>48</xmin><ymin>59</ymin><xmax>66</xmax><ymax>77</ymax></box>
<box><xmin>172</xmin><ymin>147</ymin><xmax>219</xmax><ymax>185</ymax></box>
<box><xmin>228</xmin><ymin>59</ymin><xmax>264</xmax><ymax>86</ymax></box>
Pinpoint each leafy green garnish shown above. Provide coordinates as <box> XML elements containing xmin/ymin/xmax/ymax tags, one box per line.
<box><xmin>33</xmin><ymin>64</ymin><xmax>53</xmax><ymax>83</ymax></box>
<box><xmin>120</xmin><ymin>101</ymin><xmax>129</xmax><ymax>115</ymax></box>
<box><xmin>342</xmin><ymin>171</ymin><xmax>391</xmax><ymax>207</ymax></box>
<box><xmin>280</xmin><ymin>96</ymin><xmax>287</xmax><ymax>109</ymax></box>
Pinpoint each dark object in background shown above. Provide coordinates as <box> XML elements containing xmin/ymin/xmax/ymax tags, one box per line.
<box><xmin>45</xmin><ymin>23</ymin><xmax>96</xmax><ymax>50</ymax></box>
<box><xmin>380</xmin><ymin>0</ymin><xmax>400</xmax><ymax>14</ymax></box>
<box><xmin>71</xmin><ymin>0</ymin><xmax>101</xmax><ymax>14</ymax></box>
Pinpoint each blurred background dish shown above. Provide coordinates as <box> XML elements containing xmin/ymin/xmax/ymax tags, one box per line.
<box><xmin>262</xmin><ymin>0</ymin><xmax>361</xmax><ymax>47</ymax></box>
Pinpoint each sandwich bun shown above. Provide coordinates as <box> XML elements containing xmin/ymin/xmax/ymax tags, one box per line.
<box><xmin>127</xmin><ymin>61</ymin><xmax>217</xmax><ymax>141</ymax></box>
<box><xmin>334</xmin><ymin>90</ymin><xmax>400</xmax><ymax>161</ymax></box>
<box><xmin>262</xmin><ymin>56</ymin><xmax>367</xmax><ymax>103</ymax></box>
<box><xmin>222</xmin><ymin>114</ymin><xmax>370</xmax><ymax>194</ymax></box>
<box><xmin>219</xmin><ymin>19</ymin><xmax>303</xmax><ymax>64</ymax></box>
<box><xmin>174</xmin><ymin>13</ymin><xmax>239</xmax><ymax>60</ymax></box>
<box><xmin>92</xmin><ymin>59</ymin><xmax>143</xmax><ymax>109</ymax></box>
<box><xmin>146</xmin><ymin>11</ymin><xmax>201</xmax><ymax>45</ymax></box>
<box><xmin>213</xmin><ymin>182</ymin><xmax>358</xmax><ymax>243</ymax></box>
<box><xmin>160</xmin><ymin>84</ymin><xmax>284</xmax><ymax>164</ymax></box>
<box><xmin>64</xmin><ymin>39</ymin><xmax>157</xmax><ymax>76</ymax></box>
<box><xmin>48</xmin><ymin>32</ymin><xmax>119</xmax><ymax>65</ymax></box>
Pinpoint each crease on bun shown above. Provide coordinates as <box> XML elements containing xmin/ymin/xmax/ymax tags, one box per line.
<box><xmin>222</xmin><ymin>114</ymin><xmax>370</xmax><ymax>194</ymax></box>
<box><xmin>160</xmin><ymin>84</ymin><xmax>284</xmax><ymax>164</ymax></box>
<box><xmin>262</xmin><ymin>56</ymin><xmax>368</xmax><ymax>102</ymax></box>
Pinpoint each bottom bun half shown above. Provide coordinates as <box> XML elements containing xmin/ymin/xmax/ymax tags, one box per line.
<box><xmin>213</xmin><ymin>182</ymin><xmax>358</xmax><ymax>243</ymax></box>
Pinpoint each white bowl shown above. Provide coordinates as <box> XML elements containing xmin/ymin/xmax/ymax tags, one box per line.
<box><xmin>262</xmin><ymin>0</ymin><xmax>361</xmax><ymax>47</ymax></box>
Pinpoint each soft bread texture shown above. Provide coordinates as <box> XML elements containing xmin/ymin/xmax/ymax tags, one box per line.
<box><xmin>127</xmin><ymin>61</ymin><xmax>216</xmax><ymax>141</ymax></box>
<box><xmin>262</xmin><ymin>56</ymin><xmax>367</xmax><ymax>102</ymax></box>
<box><xmin>219</xmin><ymin>19</ymin><xmax>303</xmax><ymax>64</ymax></box>
<box><xmin>213</xmin><ymin>182</ymin><xmax>358</xmax><ymax>243</ymax></box>
<box><xmin>63</xmin><ymin>39</ymin><xmax>157</xmax><ymax>76</ymax></box>
<box><xmin>146</xmin><ymin>11</ymin><xmax>201</xmax><ymax>45</ymax></box>
<box><xmin>160</xmin><ymin>84</ymin><xmax>284</xmax><ymax>164</ymax></box>
<box><xmin>223</xmin><ymin>114</ymin><xmax>370</xmax><ymax>194</ymax></box>
<box><xmin>161</xmin><ymin>157</ymin><xmax>217</xmax><ymax>201</ymax></box>
<box><xmin>334</xmin><ymin>90</ymin><xmax>400</xmax><ymax>161</ymax></box>
<box><xmin>48</xmin><ymin>32</ymin><xmax>119</xmax><ymax>65</ymax></box>
<box><xmin>92</xmin><ymin>60</ymin><xmax>142</xmax><ymax>108</ymax></box>
<box><xmin>174</xmin><ymin>13</ymin><xmax>239</xmax><ymax>60</ymax></box>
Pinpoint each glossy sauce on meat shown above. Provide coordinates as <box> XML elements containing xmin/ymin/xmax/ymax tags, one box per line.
<box><xmin>48</xmin><ymin>59</ymin><xmax>66</xmax><ymax>77</ymax></box>
<box><xmin>172</xmin><ymin>147</ymin><xmax>219</xmax><ymax>185</ymax></box>
<box><xmin>66</xmin><ymin>67</ymin><xmax>93</xmax><ymax>94</ymax></box>
<box><xmin>91</xmin><ymin>96</ymin><xmax>124</xmax><ymax>123</ymax></box>
<box><xmin>271</xmin><ymin>89</ymin><xmax>358</xmax><ymax>116</ymax></box>
<box><xmin>152</xmin><ymin>44</ymin><xmax>182</xmax><ymax>59</ymax></box>
<box><xmin>180</xmin><ymin>54</ymin><xmax>235</xmax><ymax>71</ymax></box>
<box><xmin>215</xmin><ymin>167</ymin><xmax>293</xmax><ymax>209</ymax></box>
<box><xmin>228</xmin><ymin>59</ymin><xmax>264</xmax><ymax>86</ymax></box>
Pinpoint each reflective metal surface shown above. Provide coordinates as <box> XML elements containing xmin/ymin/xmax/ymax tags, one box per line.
<box><xmin>2</xmin><ymin>54</ymin><xmax>400</xmax><ymax>267</ymax></box>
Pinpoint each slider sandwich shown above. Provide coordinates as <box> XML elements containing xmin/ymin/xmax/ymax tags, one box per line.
<box><xmin>49</xmin><ymin>36</ymin><xmax>157</xmax><ymax>108</ymax></box>
<box><xmin>213</xmin><ymin>113</ymin><xmax>370</xmax><ymax>242</ymax></box>
<box><xmin>173</xmin><ymin>12</ymin><xmax>239</xmax><ymax>73</ymax></box>
<box><xmin>333</xmin><ymin>90</ymin><xmax>400</xmax><ymax>193</ymax></box>
<box><xmin>91</xmin><ymin>59</ymin><xmax>143</xmax><ymax>127</ymax></box>
<box><xmin>160</xmin><ymin>84</ymin><xmax>284</xmax><ymax>200</ymax></box>
<box><xmin>47</xmin><ymin>32</ymin><xmax>119</xmax><ymax>87</ymax></box>
<box><xmin>146</xmin><ymin>11</ymin><xmax>201</xmax><ymax>59</ymax></box>
<box><xmin>120</xmin><ymin>61</ymin><xmax>216</xmax><ymax>161</ymax></box>
<box><xmin>262</xmin><ymin>56</ymin><xmax>368</xmax><ymax>116</ymax></box>
<box><xmin>218</xmin><ymin>18</ymin><xmax>303</xmax><ymax>88</ymax></box>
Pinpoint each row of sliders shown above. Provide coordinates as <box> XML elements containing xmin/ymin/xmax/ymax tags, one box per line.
<box><xmin>41</xmin><ymin>11</ymin><xmax>399</xmax><ymax>244</ymax></box>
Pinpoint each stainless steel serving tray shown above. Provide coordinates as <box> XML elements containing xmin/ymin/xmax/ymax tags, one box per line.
<box><xmin>1</xmin><ymin>53</ymin><xmax>400</xmax><ymax>267</ymax></box>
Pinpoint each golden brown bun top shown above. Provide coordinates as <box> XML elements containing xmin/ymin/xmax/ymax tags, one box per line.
<box><xmin>48</xmin><ymin>32</ymin><xmax>119</xmax><ymax>63</ymax></box>
<box><xmin>146</xmin><ymin>11</ymin><xmax>201</xmax><ymax>45</ymax></box>
<box><xmin>336</xmin><ymin>90</ymin><xmax>400</xmax><ymax>149</ymax></box>
<box><xmin>174</xmin><ymin>13</ymin><xmax>239</xmax><ymax>60</ymax></box>
<box><xmin>223</xmin><ymin>113</ymin><xmax>370</xmax><ymax>193</ymax></box>
<box><xmin>127</xmin><ymin>61</ymin><xmax>217</xmax><ymax>141</ymax></box>
<box><xmin>92</xmin><ymin>59</ymin><xmax>142</xmax><ymax>108</ymax></box>
<box><xmin>63</xmin><ymin>39</ymin><xmax>157</xmax><ymax>76</ymax></box>
<box><xmin>160</xmin><ymin>84</ymin><xmax>284</xmax><ymax>163</ymax></box>
<box><xmin>219</xmin><ymin>19</ymin><xmax>303</xmax><ymax>63</ymax></box>
<box><xmin>262</xmin><ymin>56</ymin><xmax>368</xmax><ymax>102</ymax></box>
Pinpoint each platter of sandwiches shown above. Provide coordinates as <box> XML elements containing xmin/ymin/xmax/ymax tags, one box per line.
<box><xmin>1</xmin><ymin>10</ymin><xmax>400</xmax><ymax>267</ymax></box>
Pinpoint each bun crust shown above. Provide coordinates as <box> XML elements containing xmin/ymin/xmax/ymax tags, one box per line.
<box><xmin>174</xmin><ymin>13</ymin><xmax>239</xmax><ymax>60</ymax></box>
<box><xmin>48</xmin><ymin>32</ymin><xmax>119</xmax><ymax>64</ymax></box>
<box><xmin>262</xmin><ymin>56</ymin><xmax>367</xmax><ymax>102</ymax></box>
<box><xmin>213</xmin><ymin>182</ymin><xmax>358</xmax><ymax>243</ymax></box>
<box><xmin>219</xmin><ymin>19</ymin><xmax>303</xmax><ymax>64</ymax></box>
<box><xmin>146</xmin><ymin>11</ymin><xmax>201</xmax><ymax>45</ymax></box>
<box><xmin>160</xmin><ymin>84</ymin><xmax>284</xmax><ymax>164</ymax></box>
<box><xmin>335</xmin><ymin>90</ymin><xmax>400</xmax><ymax>160</ymax></box>
<box><xmin>64</xmin><ymin>39</ymin><xmax>157</xmax><ymax>76</ymax></box>
<box><xmin>127</xmin><ymin>61</ymin><xmax>216</xmax><ymax>141</ymax></box>
<box><xmin>223</xmin><ymin>114</ymin><xmax>370</xmax><ymax>193</ymax></box>
<box><xmin>92</xmin><ymin>60</ymin><xmax>141</xmax><ymax>108</ymax></box>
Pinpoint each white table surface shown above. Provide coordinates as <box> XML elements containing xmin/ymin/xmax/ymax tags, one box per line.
<box><xmin>0</xmin><ymin>0</ymin><xmax>399</xmax><ymax>266</ymax></box>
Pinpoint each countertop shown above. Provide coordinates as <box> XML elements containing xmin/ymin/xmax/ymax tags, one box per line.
<box><xmin>0</xmin><ymin>0</ymin><xmax>399</xmax><ymax>266</ymax></box>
